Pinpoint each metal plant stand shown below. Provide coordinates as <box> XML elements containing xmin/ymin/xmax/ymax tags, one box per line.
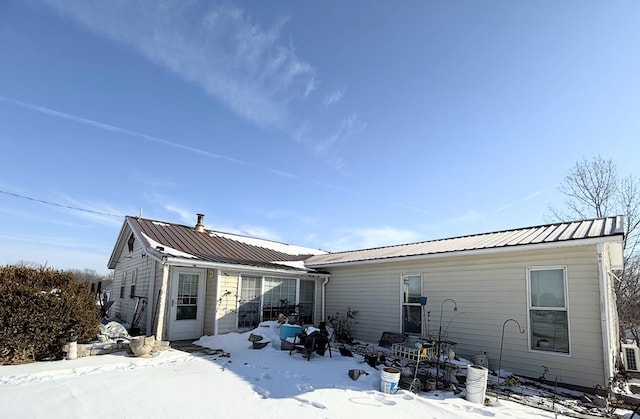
<box><xmin>392</xmin><ymin>342</ymin><xmax>436</xmax><ymax>393</ymax></box>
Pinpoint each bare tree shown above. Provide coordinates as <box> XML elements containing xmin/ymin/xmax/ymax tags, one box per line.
<box><xmin>549</xmin><ymin>156</ymin><xmax>618</xmax><ymax>219</ymax></box>
<box><xmin>549</xmin><ymin>155</ymin><xmax>640</xmax><ymax>344</ymax></box>
<box><xmin>618</xmin><ymin>174</ymin><xmax>640</xmax><ymax>256</ymax></box>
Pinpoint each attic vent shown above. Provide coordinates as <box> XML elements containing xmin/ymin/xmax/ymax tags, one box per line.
<box><xmin>622</xmin><ymin>344</ymin><xmax>640</xmax><ymax>372</ymax></box>
<box><xmin>127</xmin><ymin>234</ymin><xmax>135</xmax><ymax>252</ymax></box>
<box><xmin>195</xmin><ymin>213</ymin><xmax>206</xmax><ymax>232</ymax></box>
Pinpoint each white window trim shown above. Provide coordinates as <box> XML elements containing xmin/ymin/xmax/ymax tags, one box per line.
<box><xmin>400</xmin><ymin>273</ymin><xmax>423</xmax><ymax>335</ymax></box>
<box><xmin>526</xmin><ymin>266</ymin><xmax>571</xmax><ymax>356</ymax></box>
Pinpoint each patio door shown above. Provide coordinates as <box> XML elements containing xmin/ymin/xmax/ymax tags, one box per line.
<box><xmin>168</xmin><ymin>268</ymin><xmax>206</xmax><ymax>340</ymax></box>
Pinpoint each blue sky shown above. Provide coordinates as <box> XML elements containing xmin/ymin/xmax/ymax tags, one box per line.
<box><xmin>1</xmin><ymin>1</ymin><xmax>639</xmax><ymax>275</ymax></box>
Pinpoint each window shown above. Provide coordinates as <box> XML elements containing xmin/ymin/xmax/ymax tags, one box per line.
<box><xmin>130</xmin><ymin>269</ymin><xmax>138</xmax><ymax>299</ymax></box>
<box><xmin>402</xmin><ymin>274</ymin><xmax>422</xmax><ymax>334</ymax></box>
<box><xmin>127</xmin><ymin>233</ymin><xmax>135</xmax><ymax>252</ymax></box>
<box><xmin>238</xmin><ymin>275</ymin><xmax>262</xmax><ymax>329</ymax></box>
<box><xmin>119</xmin><ymin>272</ymin><xmax>126</xmax><ymax>299</ymax></box>
<box><xmin>298</xmin><ymin>280</ymin><xmax>315</xmax><ymax>325</ymax></box>
<box><xmin>176</xmin><ymin>273</ymin><xmax>199</xmax><ymax>320</ymax></box>
<box><xmin>237</xmin><ymin>275</ymin><xmax>317</xmax><ymax>328</ymax></box>
<box><xmin>262</xmin><ymin>277</ymin><xmax>297</xmax><ymax>320</ymax></box>
<box><xmin>528</xmin><ymin>267</ymin><xmax>569</xmax><ymax>353</ymax></box>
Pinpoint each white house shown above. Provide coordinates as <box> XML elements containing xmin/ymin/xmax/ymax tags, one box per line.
<box><xmin>107</xmin><ymin>214</ymin><xmax>329</xmax><ymax>341</ymax></box>
<box><xmin>306</xmin><ymin>216</ymin><xmax>624</xmax><ymax>389</ymax></box>
<box><xmin>108</xmin><ymin>214</ymin><xmax>624</xmax><ymax>389</ymax></box>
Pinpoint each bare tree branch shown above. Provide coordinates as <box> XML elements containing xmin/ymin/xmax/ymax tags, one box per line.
<box><xmin>556</xmin><ymin>156</ymin><xmax>618</xmax><ymax>219</ymax></box>
<box><xmin>549</xmin><ymin>155</ymin><xmax>640</xmax><ymax>345</ymax></box>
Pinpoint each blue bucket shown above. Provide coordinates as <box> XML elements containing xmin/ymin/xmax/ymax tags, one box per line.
<box><xmin>279</xmin><ymin>324</ymin><xmax>302</xmax><ymax>340</ymax></box>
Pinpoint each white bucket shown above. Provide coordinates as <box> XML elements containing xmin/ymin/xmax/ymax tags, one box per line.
<box><xmin>465</xmin><ymin>364</ymin><xmax>488</xmax><ymax>404</ymax></box>
<box><xmin>380</xmin><ymin>367</ymin><xmax>401</xmax><ymax>394</ymax></box>
<box><xmin>471</xmin><ymin>354</ymin><xmax>488</xmax><ymax>369</ymax></box>
<box><xmin>67</xmin><ymin>341</ymin><xmax>78</xmax><ymax>360</ymax></box>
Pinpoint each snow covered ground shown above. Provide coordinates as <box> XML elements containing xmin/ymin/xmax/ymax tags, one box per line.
<box><xmin>0</xmin><ymin>322</ymin><xmax>633</xmax><ymax>418</ymax></box>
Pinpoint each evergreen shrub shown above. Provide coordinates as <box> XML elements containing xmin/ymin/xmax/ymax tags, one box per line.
<box><xmin>0</xmin><ymin>266</ymin><xmax>100</xmax><ymax>364</ymax></box>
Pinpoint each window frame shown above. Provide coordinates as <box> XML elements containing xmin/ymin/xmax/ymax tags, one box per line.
<box><xmin>237</xmin><ymin>274</ymin><xmax>262</xmax><ymax>329</ymax></box>
<box><xmin>298</xmin><ymin>279</ymin><xmax>316</xmax><ymax>325</ymax></box>
<box><xmin>119</xmin><ymin>272</ymin><xmax>126</xmax><ymax>299</ymax></box>
<box><xmin>129</xmin><ymin>268</ymin><xmax>138</xmax><ymax>299</ymax></box>
<box><xmin>401</xmin><ymin>273</ymin><xmax>423</xmax><ymax>335</ymax></box>
<box><xmin>175</xmin><ymin>272</ymin><xmax>200</xmax><ymax>320</ymax></box>
<box><xmin>526</xmin><ymin>266</ymin><xmax>571</xmax><ymax>355</ymax></box>
<box><xmin>237</xmin><ymin>274</ymin><xmax>316</xmax><ymax>328</ymax></box>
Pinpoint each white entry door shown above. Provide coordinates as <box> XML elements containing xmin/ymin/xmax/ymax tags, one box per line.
<box><xmin>168</xmin><ymin>268</ymin><xmax>206</xmax><ymax>340</ymax></box>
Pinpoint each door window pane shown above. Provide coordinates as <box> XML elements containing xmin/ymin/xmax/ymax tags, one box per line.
<box><xmin>176</xmin><ymin>273</ymin><xmax>198</xmax><ymax>320</ymax></box>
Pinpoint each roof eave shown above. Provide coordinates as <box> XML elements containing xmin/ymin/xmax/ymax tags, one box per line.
<box><xmin>107</xmin><ymin>219</ymin><xmax>132</xmax><ymax>269</ymax></box>
<box><xmin>163</xmin><ymin>256</ymin><xmax>330</xmax><ymax>277</ymax></box>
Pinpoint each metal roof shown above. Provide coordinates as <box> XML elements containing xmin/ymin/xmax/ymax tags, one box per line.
<box><xmin>125</xmin><ymin>216</ymin><xmax>326</xmax><ymax>272</ymax></box>
<box><xmin>304</xmin><ymin>216</ymin><xmax>625</xmax><ymax>267</ymax></box>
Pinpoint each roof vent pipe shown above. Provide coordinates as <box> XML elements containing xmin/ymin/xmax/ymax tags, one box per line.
<box><xmin>195</xmin><ymin>213</ymin><xmax>206</xmax><ymax>232</ymax></box>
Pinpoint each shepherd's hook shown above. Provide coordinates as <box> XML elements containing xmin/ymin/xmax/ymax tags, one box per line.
<box><xmin>436</xmin><ymin>299</ymin><xmax>457</xmax><ymax>390</ymax></box>
<box><xmin>496</xmin><ymin>318</ymin><xmax>525</xmax><ymax>402</ymax></box>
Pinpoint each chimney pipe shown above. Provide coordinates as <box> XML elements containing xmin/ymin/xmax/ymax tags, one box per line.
<box><xmin>195</xmin><ymin>213</ymin><xmax>205</xmax><ymax>232</ymax></box>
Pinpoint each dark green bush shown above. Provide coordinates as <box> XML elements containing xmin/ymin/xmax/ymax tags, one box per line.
<box><xmin>0</xmin><ymin>266</ymin><xmax>100</xmax><ymax>364</ymax></box>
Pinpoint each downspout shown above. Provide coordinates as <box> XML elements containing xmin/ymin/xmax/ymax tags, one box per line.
<box><xmin>321</xmin><ymin>276</ymin><xmax>330</xmax><ymax>321</ymax></box>
<box><xmin>155</xmin><ymin>264</ymin><xmax>170</xmax><ymax>341</ymax></box>
<box><xmin>597</xmin><ymin>243</ymin><xmax>613</xmax><ymax>387</ymax></box>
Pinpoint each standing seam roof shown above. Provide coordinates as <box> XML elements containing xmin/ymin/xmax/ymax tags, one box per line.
<box><xmin>127</xmin><ymin>217</ymin><xmax>323</xmax><ymax>271</ymax></box>
<box><xmin>304</xmin><ymin>216</ymin><xmax>624</xmax><ymax>267</ymax></box>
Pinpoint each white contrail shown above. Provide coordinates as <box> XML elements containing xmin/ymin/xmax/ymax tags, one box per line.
<box><xmin>1</xmin><ymin>95</ymin><xmax>436</xmax><ymax>216</ymax></box>
<box><xmin>0</xmin><ymin>96</ymin><xmax>297</xmax><ymax>179</ymax></box>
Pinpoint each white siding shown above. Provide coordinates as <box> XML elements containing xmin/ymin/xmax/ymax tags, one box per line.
<box><xmin>314</xmin><ymin>279</ymin><xmax>323</xmax><ymax>325</ymax></box>
<box><xmin>145</xmin><ymin>260</ymin><xmax>163</xmax><ymax>336</ymax></box>
<box><xmin>325</xmin><ymin>245</ymin><xmax>609</xmax><ymax>388</ymax></box>
<box><xmin>217</xmin><ymin>271</ymin><xmax>240</xmax><ymax>334</ymax></box>
<box><xmin>203</xmin><ymin>268</ymin><xmax>218</xmax><ymax>336</ymax></box>
<box><xmin>110</xmin><ymin>231</ymin><xmax>154</xmax><ymax>334</ymax></box>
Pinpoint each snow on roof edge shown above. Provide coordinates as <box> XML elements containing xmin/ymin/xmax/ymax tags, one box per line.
<box><xmin>141</xmin><ymin>232</ymin><xmax>197</xmax><ymax>259</ymax></box>
<box><xmin>211</xmin><ymin>231</ymin><xmax>327</xmax><ymax>256</ymax></box>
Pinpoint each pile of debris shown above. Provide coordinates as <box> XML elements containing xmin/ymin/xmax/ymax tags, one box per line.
<box><xmin>63</xmin><ymin>321</ymin><xmax>170</xmax><ymax>359</ymax></box>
